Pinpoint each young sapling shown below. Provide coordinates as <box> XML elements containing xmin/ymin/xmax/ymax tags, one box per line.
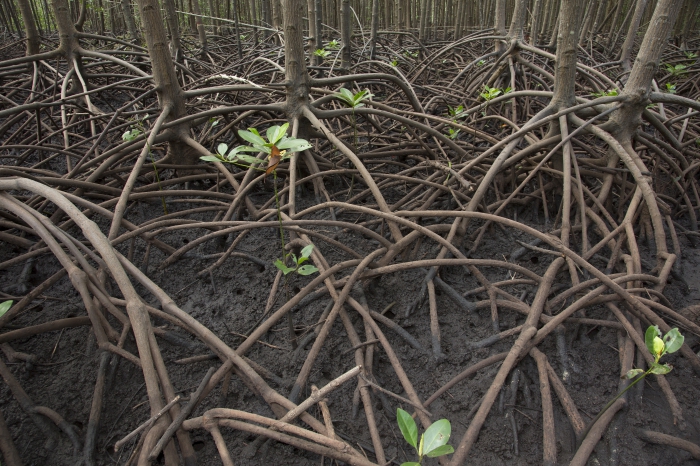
<box><xmin>397</xmin><ymin>408</ymin><xmax>454</xmax><ymax>465</ymax></box>
<box><xmin>579</xmin><ymin>325</ymin><xmax>684</xmax><ymax>443</ymax></box>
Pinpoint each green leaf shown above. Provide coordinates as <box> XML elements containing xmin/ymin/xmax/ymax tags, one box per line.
<box><xmin>0</xmin><ymin>300</ymin><xmax>12</xmax><ymax>318</ymax></box>
<box><xmin>267</xmin><ymin>123</ymin><xmax>289</xmax><ymax>145</ymax></box>
<box><xmin>200</xmin><ymin>155</ymin><xmax>223</xmax><ymax>162</ymax></box>
<box><xmin>400</xmin><ymin>463</ymin><xmax>421</xmax><ymax>466</ymax></box>
<box><xmin>649</xmin><ymin>363</ymin><xmax>672</xmax><ymax>375</ymax></box>
<box><xmin>662</xmin><ymin>328</ymin><xmax>684</xmax><ymax>354</ymax></box>
<box><xmin>396</xmin><ymin>408</ymin><xmax>418</xmax><ymax>449</ymax></box>
<box><xmin>426</xmin><ymin>444</ymin><xmax>454</xmax><ymax>458</ymax></box>
<box><xmin>418</xmin><ymin>433</ymin><xmax>424</xmax><ymax>456</ymax></box>
<box><xmin>217</xmin><ymin>143</ymin><xmax>229</xmax><ymax>156</ymax></box>
<box><xmin>625</xmin><ymin>368</ymin><xmax>644</xmax><ymax>379</ymax></box>
<box><xmin>274</xmin><ymin>259</ymin><xmax>296</xmax><ymax>275</ymax></box>
<box><xmin>422</xmin><ymin>419</ymin><xmax>451</xmax><ymax>455</ymax></box>
<box><xmin>277</xmin><ymin>137</ymin><xmax>311</xmax><ymax>152</ymax></box>
<box><xmin>234</xmin><ymin>153</ymin><xmax>265</xmax><ymax>165</ymax></box>
<box><xmin>645</xmin><ymin>325</ymin><xmax>660</xmax><ymax>356</ymax></box>
<box><xmin>300</xmin><ymin>244</ymin><xmax>314</xmax><ymax>259</ymax></box>
<box><xmin>297</xmin><ymin>265</ymin><xmax>319</xmax><ymax>276</ymax></box>
<box><xmin>239</xmin><ymin>129</ymin><xmax>266</xmax><ymax>147</ymax></box>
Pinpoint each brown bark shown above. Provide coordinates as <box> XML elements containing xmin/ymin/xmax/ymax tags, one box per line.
<box><xmin>284</xmin><ymin>0</ymin><xmax>310</xmax><ymax>117</ymax></box>
<box><xmin>17</xmin><ymin>0</ymin><xmax>40</xmax><ymax>55</ymax></box>
<box><xmin>619</xmin><ymin>0</ymin><xmax>650</xmax><ymax>71</ymax></box>
<box><xmin>340</xmin><ymin>0</ymin><xmax>351</xmax><ymax>70</ymax></box>
<box><xmin>120</xmin><ymin>0</ymin><xmax>140</xmax><ymax>42</ymax></box>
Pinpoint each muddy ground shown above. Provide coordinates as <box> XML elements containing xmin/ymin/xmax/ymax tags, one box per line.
<box><xmin>1</xmin><ymin>172</ymin><xmax>700</xmax><ymax>466</ymax></box>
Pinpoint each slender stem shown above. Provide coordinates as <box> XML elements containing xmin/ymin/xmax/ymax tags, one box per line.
<box><xmin>273</xmin><ymin>170</ymin><xmax>286</xmax><ymax>262</ymax></box>
<box><xmin>578</xmin><ymin>370</ymin><xmax>649</xmax><ymax>444</ymax></box>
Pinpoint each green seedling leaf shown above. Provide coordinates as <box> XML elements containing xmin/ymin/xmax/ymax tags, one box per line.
<box><xmin>235</xmin><ymin>153</ymin><xmax>265</xmax><ymax>165</ymax></box>
<box><xmin>663</xmin><ymin>328</ymin><xmax>684</xmax><ymax>354</ymax></box>
<box><xmin>645</xmin><ymin>325</ymin><xmax>660</xmax><ymax>355</ymax></box>
<box><xmin>297</xmin><ymin>265</ymin><xmax>319</xmax><ymax>276</ymax></box>
<box><xmin>0</xmin><ymin>300</ymin><xmax>12</xmax><ymax>318</ymax></box>
<box><xmin>422</xmin><ymin>419</ymin><xmax>451</xmax><ymax>455</ymax></box>
<box><xmin>217</xmin><ymin>143</ymin><xmax>229</xmax><ymax>156</ymax></box>
<box><xmin>396</xmin><ymin>408</ymin><xmax>418</xmax><ymax>449</ymax></box>
<box><xmin>300</xmin><ymin>244</ymin><xmax>314</xmax><ymax>259</ymax></box>
<box><xmin>274</xmin><ymin>259</ymin><xmax>296</xmax><ymax>275</ymax></box>
<box><xmin>277</xmin><ymin>137</ymin><xmax>311</xmax><ymax>152</ymax></box>
<box><xmin>625</xmin><ymin>368</ymin><xmax>644</xmax><ymax>379</ymax></box>
<box><xmin>267</xmin><ymin>123</ymin><xmax>289</xmax><ymax>145</ymax></box>
<box><xmin>239</xmin><ymin>129</ymin><xmax>266</xmax><ymax>147</ymax></box>
<box><xmin>649</xmin><ymin>363</ymin><xmax>672</xmax><ymax>375</ymax></box>
<box><xmin>426</xmin><ymin>444</ymin><xmax>454</xmax><ymax>458</ymax></box>
<box><xmin>200</xmin><ymin>155</ymin><xmax>223</xmax><ymax>162</ymax></box>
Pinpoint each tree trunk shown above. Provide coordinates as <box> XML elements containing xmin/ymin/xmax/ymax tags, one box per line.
<box><xmin>493</xmin><ymin>0</ymin><xmax>506</xmax><ymax>51</ymax></box>
<box><xmin>284</xmin><ymin>0</ymin><xmax>310</xmax><ymax>117</ymax></box>
<box><xmin>340</xmin><ymin>0</ymin><xmax>351</xmax><ymax>70</ymax></box>
<box><xmin>307</xmin><ymin>0</ymin><xmax>317</xmax><ymax>61</ymax></box>
<box><xmin>507</xmin><ymin>0</ymin><xmax>526</xmax><ymax>40</ymax></box>
<box><xmin>120</xmin><ymin>0</ymin><xmax>140</xmax><ymax>42</ymax></box>
<box><xmin>529</xmin><ymin>0</ymin><xmax>542</xmax><ymax>44</ymax></box>
<box><xmin>17</xmin><ymin>0</ymin><xmax>40</xmax><ymax>55</ymax></box>
<box><xmin>550</xmin><ymin>0</ymin><xmax>585</xmax><ymax>108</ymax></box>
<box><xmin>619</xmin><ymin>0</ymin><xmax>650</xmax><ymax>70</ymax></box>
<box><xmin>191</xmin><ymin>0</ymin><xmax>208</xmax><ymax>53</ymax></box>
<box><xmin>162</xmin><ymin>0</ymin><xmax>183</xmax><ymax>60</ymax></box>
<box><xmin>369</xmin><ymin>0</ymin><xmax>379</xmax><ymax>59</ymax></box>
<box><xmin>606</xmin><ymin>0</ymin><xmax>684</xmax><ymax>140</ymax></box>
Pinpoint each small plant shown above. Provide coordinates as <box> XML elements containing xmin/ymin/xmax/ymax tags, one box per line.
<box><xmin>446</xmin><ymin>127</ymin><xmax>460</xmax><ymax>140</ymax></box>
<box><xmin>476</xmin><ymin>59</ymin><xmax>485</xmax><ymax>66</ymax></box>
<box><xmin>239</xmin><ymin>34</ymin><xmax>247</xmax><ymax>41</ymax></box>
<box><xmin>314</xmin><ymin>48</ymin><xmax>331</xmax><ymax>59</ymax></box>
<box><xmin>390</xmin><ymin>59</ymin><xmax>399</xmax><ymax>67</ymax></box>
<box><xmin>480</xmin><ymin>86</ymin><xmax>511</xmax><ymax>101</ymax></box>
<box><xmin>581</xmin><ymin>326</ymin><xmax>683</xmax><ymax>442</ymax></box>
<box><xmin>397</xmin><ymin>408</ymin><xmax>453</xmax><ymax>465</ymax></box>
<box><xmin>0</xmin><ymin>300</ymin><xmax>12</xmax><ymax>318</ymax></box>
<box><xmin>684</xmin><ymin>51</ymin><xmax>697</xmax><ymax>60</ymax></box>
<box><xmin>122</xmin><ymin>127</ymin><xmax>142</xmax><ymax>142</ymax></box>
<box><xmin>334</xmin><ymin>88</ymin><xmax>372</xmax><ymax>148</ymax></box>
<box><xmin>208</xmin><ymin>117</ymin><xmax>219</xmax><ymax>127</ymax></box>
<box><xmin>447</xmin><ymin>105</ymin><xmax>464</xmax><ymax>118</ymax></box>
<box><xmin>334</xmin><ymin>88</ymin><xmax>372</xmax><ymax>109</ymax></box>
<box><xmin>403</xmin><ymin>50</ymin><xmax>418</xmax><ymax>59</ymax></box>
<box><xmin>274</xmin><ymin>244</ymin><xmax>318</xmax><ymax>276</ymax></box>
<box><xmin>327</xmin><ymin>39</ymin><xmax>340</xmax><ymax>49</ymax></box>
<box><xmin>665</xmin><ymin>82</ymin><xmax>677</xmax><ymax>94</ymax></box>
<box><xmin>592</xmin><ymin>88</ymin><xmax>619</xmax><ymax>98</ymax></box>
<box><xmin>665</xmin><ymin>63</ymin><xmax>688</xmax><ymax>77</ymax></box>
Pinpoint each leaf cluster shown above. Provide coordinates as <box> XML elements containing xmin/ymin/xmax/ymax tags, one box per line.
<box><xmin>274</xmin><ymin>244</ymin><xmax>319</xmax><ymax>276</ymax></box>
<box><xmin>480</xmin><ymin>85</ymin><xmax>511</xmax><ymax>101</ymax></box>
<box><xmin>334</xmin><ymin>88</ymin><xmax>373</xmax><ymax>109</ymax></box>
<box><xmin>625</xmin><ymin>326</ymin><xmax>684</xmax><ymax>379</ymax></box>
<box><xmin>200</xmin><ymin>123</ymin><xmax>311</xmax><ymax>168</ymax></box>
<box><xmin>397</xmin><ymin>408</ymin><xmax>453</xmax><ymax>465</ymax></box>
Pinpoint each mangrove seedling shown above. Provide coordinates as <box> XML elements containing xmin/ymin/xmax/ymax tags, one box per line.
<box><xmin>314</xmin><ymin>48</ymin><xmax>331</xmax><ymax>60</ymax></box>
<box><xmin>592</xmin><ymin>88</ymin><xmax>619</xmax><ymax>98</ymax></box>
<box><xmin>665</xmin><ymin>82</ymin><xmax>677</xmax><ymax>94</ymax></box>
<box><xmin>446</xmin><ymin>127</ymin><xmax>460</xmax><ymax>140</ymax></box>
<box><xmin>274</xmin><ymin>244</ymin><xmax>318</xmax><ymax>276</ymax></box>
<box><xmin>334</xmin><ymin>88</ymin><xmax>372</xmax><ymax>148</ymax></box>
<box><xmin>684</xmin><ymin>51</ymin><xmax>697</xmax><ymax>60</ymax></box>
<box><xmin>447</xmin><ymin>105</ymin><xmax>464</xmax><ymax>119</ymax></box>
<box><xmin>397</xmin><ymin>408</ymin><xmax>454</xmax><ymax>465</ymax></box>
<box><xmin>665</xmin><ymin>63</ymin><xmax>688</xmax><ymax>77</ymax></box>
<box><xmin>327</xmin><ymin>39</ymin><xmax>340</xmax><ymax>49</ymax></box>
<box><xmin>580</xmin><ymin>326</ymin><xmax>684</xmax><ymax>443</ymax></box>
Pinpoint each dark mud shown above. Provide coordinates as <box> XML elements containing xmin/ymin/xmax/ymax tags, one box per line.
<box><xmin>1</xmin><ymin>179</ymin><xmax>699</xmax><ymax>466</ymax></box>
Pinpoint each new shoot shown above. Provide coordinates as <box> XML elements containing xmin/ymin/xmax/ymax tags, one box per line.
<box><xmin>397</xmin><ymin>408</ymin><xmax>454</xmax><ymax>465</ymax></box>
